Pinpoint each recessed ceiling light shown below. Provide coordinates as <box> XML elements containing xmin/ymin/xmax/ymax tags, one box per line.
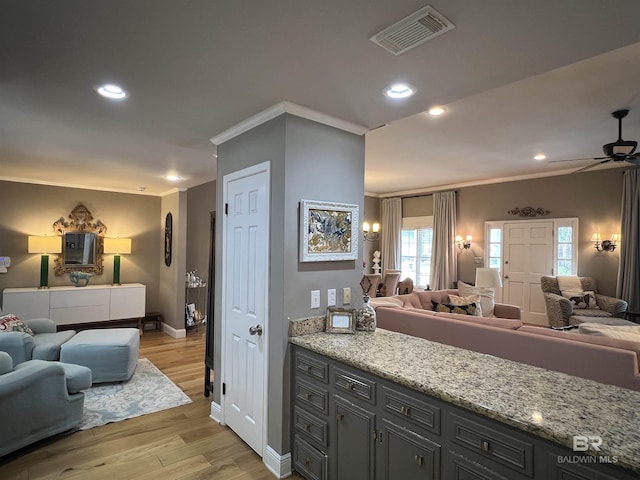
<box><xmin>94</xmin><ymin>83</ymin><xmax>127</xmax><ymax>100</ymax></box>
<box><xmin>384</xmin><ymin>83</ymin><xmax>416</xmax><ymax>99</ymax></box>
<box><xmin>166</xmin><ymin>175</ymin><xmax>182</xmax><ymax>182</ymax></box>
<box><xmin>428</xmin><ymin>106</ymin><xmax>446</xmax><ymax>116</ymax></box>
<box><xmin>534</xmin><ymin>154</ymin><xmax>547</xmax><ymax>161</ymax></box>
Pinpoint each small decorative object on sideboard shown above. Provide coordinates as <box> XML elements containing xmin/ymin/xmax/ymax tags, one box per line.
<box><xmin>69</xmin><ymin>271</ymin><xmax>93</xmax><ymax>287</ymax></box>
<box><xmin>356</xmin><ymin>295</ymin><xmax>377</xmax><ymax>331</ymax></box>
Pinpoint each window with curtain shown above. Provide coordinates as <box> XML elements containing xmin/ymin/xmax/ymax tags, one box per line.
<box><xmin>401</xmin><ymin>216</ymin><xmax>433</xmax><ymax>289</ymax></box>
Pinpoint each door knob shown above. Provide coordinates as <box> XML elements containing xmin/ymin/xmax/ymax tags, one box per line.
<box><xmin>249</xmin><ymin>324</ymin><xmax>263</xmax><ymax>336</ymax></box>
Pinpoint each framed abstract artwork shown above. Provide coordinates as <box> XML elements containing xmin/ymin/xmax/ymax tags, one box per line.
<box><xmin>300</xmin><ymin>199</ymin><xmax>359</xmax><ymax>262</ymax></box>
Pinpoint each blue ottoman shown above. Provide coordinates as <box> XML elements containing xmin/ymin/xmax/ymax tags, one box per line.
<box><xmin>60</xmin><ymin>328</ymin><xmax>139</xmax><ymax>383</ymax></box>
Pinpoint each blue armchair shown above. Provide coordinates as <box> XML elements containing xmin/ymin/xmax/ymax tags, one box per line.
<box><xmin>0</xmin><ymin>318</ymin><xmax>75</xmax><ymax>365</ymax></box>
<box><xmin>0</xmin><ymin>351</ymin><xmax>91</xmax><ymax>457</ymax></box>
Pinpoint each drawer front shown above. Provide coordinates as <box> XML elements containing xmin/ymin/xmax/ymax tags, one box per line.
<box><xmin>382</xmin><ymin>385</ymin><xmax>441</xmax><ymax>436</ymax></box>
<box><xmin>333</xmin><ymin>366</ymin><xmax>376</xmax><ymax>404</ymax></box>
<box><xmin>50</xmin><ymin>288</ymin><xmax>110</xmax><ymax>308</ymax></box>
<box><xmin>445</xmin><ymin>450</ymin><xmax>510</xmax><ymax>480</ymax></box>
<box><xmin>295</xmin><ymin>378</ymin><xmax>329</xmax><ymax>415</ymax></box>
<box><xmin>50</xmin><ymin>305</ymin><xmax>110</xmax><ymax>325</ymax></box>
<box><xmin>110</xmin><ymin>285</ymin><xmax>145</xmax><ymax>319</ymax></box>
<box><xmin>295</xmin><ymin>350</ymin><xmax>329</xmax><ymax>384</ymax></box>
<box><xmin>293</xmin><ymin>436</ymin><xmax>327</xmax><ymax>480</ymax></box>
<box><xmin>450</xmin><ymin>413</ymin><xmax>533</xmax><ymax>477</ymax></box>
<box><xmin>294</xmin><ymin>405</ymin><xmax>328</xmax><ymax>448</ymax></box>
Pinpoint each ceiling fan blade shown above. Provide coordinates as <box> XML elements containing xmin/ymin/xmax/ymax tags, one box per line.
<box><xmin>573</xmin><ymin>158</ymin><xmax>611</xmax><ymax>174</ymax></box>
<box><xmin>549</xmin><ymin>156</ymin><xmax>607</xmax><ymax>164</ymax></box>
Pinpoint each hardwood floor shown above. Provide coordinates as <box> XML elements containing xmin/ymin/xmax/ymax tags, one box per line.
<box><xmin>0</xmin><ymin>330</ymin><xmax>304</xmax><ymax>480</ymax></box>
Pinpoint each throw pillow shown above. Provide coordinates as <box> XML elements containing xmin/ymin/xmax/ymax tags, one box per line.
<box><xmin>0</xmin><ymin>314</ymin><xmax>35</xmax><ymax>335</ymax></box>
<box><xmin>458</xmin><ymin>280</ymin><xmax>495</xmax><ymax>317</ymax></box>
<box><xmin>448</xmin><ymin>294</ymin><xmax>483</xmax><ymax>316</ymax></box>
<box><xmin>561</xmin><ymin>290</ymin><xmax>598</xmax><ymax>309</ymax></box>
<box><xmin>431</xmin><ymin>300</ymin><xmax>478</xmax><ymax>316</ymax></box>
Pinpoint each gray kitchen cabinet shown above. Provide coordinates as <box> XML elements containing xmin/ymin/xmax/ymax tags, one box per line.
<box><xmin>291</xmin><ymin>345</ymin><xmax>639</xmax><ymax>480</ymax></box>
<box><xmin>333</xmin><ymin>396</ymin><xmax>376</xmax><ymax>480</ymax></box>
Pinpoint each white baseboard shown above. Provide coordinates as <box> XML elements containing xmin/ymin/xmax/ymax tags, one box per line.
<box><xmin>264</xmin><ymin>445</ymin><xmax>292</xmax><ymax>478</ymax></box>
<box><xmin>210</xmin><ymin>401</ymin><xmax>222</xmax><ymax>424</ymax></box>
<box><xmin>161</xmin><ymin>322</ymin><xmax>186</xmax><ymax>339</ymax></box>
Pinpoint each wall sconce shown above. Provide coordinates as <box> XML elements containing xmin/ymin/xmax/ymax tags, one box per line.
<box><xmin>363</xmin><ymin>222</ymin><xmax>380</xmax><ymax>242</ymax></box>
<box><xmin>28</xmin><ymin>236</ymin><xmax>62</xmax><ymax>289</ymax></box>
<box><xmin>593</xmin><ymin>233</ymin><xmax>618</xmax><ymax>252</ymax></box>
<box><xmin>456</xmin><ymin>234</ymin><xmax>472</xmax><ymax>250</ymax></box>
<box><xmin>104</xmin><ymin>237</ymin><xmax>132</xmax><ymax>285</ymax></box>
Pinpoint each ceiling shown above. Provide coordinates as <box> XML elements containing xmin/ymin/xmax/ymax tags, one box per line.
<box><xmin>2</xmin><ymin>1</ymin><xmax>640</xmax><ymax>196</ymax></box>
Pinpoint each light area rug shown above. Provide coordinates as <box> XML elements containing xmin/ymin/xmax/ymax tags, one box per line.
<box><xmin>80</xmin><ymin>358</ymin><xmax>192</xmax><ymax>430</ymax></box>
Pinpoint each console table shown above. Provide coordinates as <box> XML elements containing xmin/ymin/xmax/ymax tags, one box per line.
<box><xmin>2</xmin><ymin>283</ymin><xmax>146</xmax><ymax>326</ymax></box>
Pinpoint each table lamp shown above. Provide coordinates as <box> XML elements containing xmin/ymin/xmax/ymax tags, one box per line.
<box><xmin>103</xmin><ymin>238</ymin><xmax>131</xmax><ymax>285</ymax></box>
<box><xmin>475</xmin><ymin>267</ymin><xmax>503</xmax><ymax>289</ymax></box>
<box><xmin>28</xmin><ymin>236</ymin><xmax>62</xmax><ymax>289</ymax></box>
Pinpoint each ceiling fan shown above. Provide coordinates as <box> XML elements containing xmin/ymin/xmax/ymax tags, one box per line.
<box><xmin>550</xmin><ymin>109</ymin><xmax>640</xmax><ymax>173</ymax></box>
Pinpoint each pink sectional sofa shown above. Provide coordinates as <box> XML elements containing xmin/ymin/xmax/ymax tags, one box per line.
<box><xmin>375</xmin><ymin>290</ymin><xmax>640</xmax><ymax>391</ymax></box>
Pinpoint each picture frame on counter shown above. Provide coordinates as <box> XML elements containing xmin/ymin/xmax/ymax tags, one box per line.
<box><xmin>325</xmin><ymin>307</ymin><xmax>356</xmax><ymax>334</ymax></box>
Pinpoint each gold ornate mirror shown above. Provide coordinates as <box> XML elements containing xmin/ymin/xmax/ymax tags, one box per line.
<box><xmin>53</xmin><ymin>204</ymin><xmax>107</xmax><ymax>275</ymax></box>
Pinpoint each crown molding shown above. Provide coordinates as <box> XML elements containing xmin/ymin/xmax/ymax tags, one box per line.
<box><xmin>210</xmin><ymin>101</ymin><xmax>368</xmax><ymax>145</ymax></box>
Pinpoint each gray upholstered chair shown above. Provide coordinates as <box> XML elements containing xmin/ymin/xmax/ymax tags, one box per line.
<box><xmin>540</xmin><ymin>276</ymin><xmax>628</xmax><ymax>328</ymax></box>
<box><xmin>0</xmin><ymin>351</ymin><xmax>91</xmax><ymax>457</ymax></box>
<box><xmin>0</xmin><ymin>318</ymin><xmax>76</xmax><ymax>365</ymax></box>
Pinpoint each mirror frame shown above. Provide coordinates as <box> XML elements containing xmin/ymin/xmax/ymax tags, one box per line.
<box><xmin>53</xmin><ymin>204</ymin><xmax>107</xmax><ymax>275</ymax></box>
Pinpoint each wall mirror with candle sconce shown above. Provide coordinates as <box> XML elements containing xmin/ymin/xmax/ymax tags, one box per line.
<box><xmin>52</xmin><ymin>204</ymin><xmax>107</xmax><ymax>275</ymax></box>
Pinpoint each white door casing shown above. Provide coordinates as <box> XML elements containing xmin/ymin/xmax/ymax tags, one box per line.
<box><xmin>503</xmin><ymin>221</ymin><xmax>553</xmax><ymax>326</ymax></box>
<box><xmin>221</xmin><ymin>161</ymin><xmax>270</xmax><ymax>456</ymax></box>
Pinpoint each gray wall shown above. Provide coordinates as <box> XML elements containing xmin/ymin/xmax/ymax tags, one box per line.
<box><xmin>159</xmin><ymin>191</ymin><xmax>188</xmax><ymax>330</ymax></box>
<box><xmin>186</xmin><ymin>180</ymin><xmax>217</xmax><ymax>282</ymax></box>
<box><xmin>362</xmin><ymin>195</ymin><xmax>380</xmax><ymax>273</ymax></box>
<box><xmin>0</xmin><ymin>180</ymin><xmax>161</xmax><ymax>312</ymax></box>
<box><xmin>215</xmin><ymin>113</ymin><xmax>365</xmax><ymax>457</ymax></box>
<box><xmin>457</xmin><ymin>168</ymin><xmax>625</xmax><ymax>296</ymax></box>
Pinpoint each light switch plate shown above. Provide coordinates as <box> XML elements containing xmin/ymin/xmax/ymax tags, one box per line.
<box><xmin>343</xmin><ymin>287</ymin><xmax>351</xmax><ymax>304</ymax></box>
<box><xmin>327</xmin><ymin>288</ymin><xmax>336</xmax><ymax>307</ymax></box>
<box><xmin>311</xmin><ymin>290</ymin><xmax>320</xmax><ymax>309</ymax></box>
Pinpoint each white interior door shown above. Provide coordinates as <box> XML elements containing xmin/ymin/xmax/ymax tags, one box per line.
<box><xmin>222</xmin><ymin>162</ymin><xmax>269</xmax><ymax>455</ymax></box>
<box><xmin>503</xmin><ymin>221</ymin><xmax>553</xmax><ymax>326</ymax></box>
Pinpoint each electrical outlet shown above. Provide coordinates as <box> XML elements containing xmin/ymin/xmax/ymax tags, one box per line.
<box><xmin>311</xmin><ymin>290</ymin><xmax>320</xmax><ymax>309</ymax></box>
<box><xmin>327</xmin><ymin>288</ymin><xmax>336</xmax><ymax>307</ymax></box>
<box><xmin>343</xmin><ymin>287</ymin><xmax>351</xmax><ymax>304</ymax></box>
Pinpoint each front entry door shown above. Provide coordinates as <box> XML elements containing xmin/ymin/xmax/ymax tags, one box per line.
<box><xmin>222</xmin><ymin>162</ymin><xmax>270</xmax><ymax>455</ymax></box>
<box><xmin>503</xmin><ymin>221</ymin><xmax>553</xmax><ymax>325</ymax></box>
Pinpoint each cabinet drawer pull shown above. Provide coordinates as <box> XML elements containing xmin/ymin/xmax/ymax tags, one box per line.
<box><xmin>303</xmin><ymin>458</ymin><xmax>310</xmax><ymax>467</ymax></box>
<box><xmin>347</xmin><ymin>381</ymin><xmax>356</xmax><ymax>390</ymax></box>
<box><xmin>414</xmin><ymin>455</ymin><xmax>424</xmax><ymax>466</ymax></box>
<box><xmin>303</xmin><ymin>393</ymin><xmax>311</xmax><ymax>400</ymax></box>
<box><xmin>336</xmin><ymin>413</ymin><xmax>344</xmax><ymax>423</ymax></box>
<box><xmin>400</xmin><ymin>405</ymin><xmax>411</xmax><ymax>416</ymax></box>
<box><xmin>304</xmin><ymin>365</ymin><xmax>312</xmax><ymax>372</ymax></box>
<box><xmin>480</xmin><ymin>439</ymin><xmax>490</xmax><ymax>452</ymax></box>
<box><xmin>303</xmin><ymin>423</ymin><xmax>311</xmax><ymax>431</ymax></box>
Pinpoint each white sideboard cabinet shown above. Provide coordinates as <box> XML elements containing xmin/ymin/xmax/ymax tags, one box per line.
<box><xmin>2</xmin><ymin>283</ymin><xmax>146</xmax><ymax>326</ymax></box>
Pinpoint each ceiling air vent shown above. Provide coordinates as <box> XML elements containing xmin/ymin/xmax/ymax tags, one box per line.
<box><xmin>370</xmin><ymin>5</ymin><xmax>455</xmax><ymax>56</ymax></box>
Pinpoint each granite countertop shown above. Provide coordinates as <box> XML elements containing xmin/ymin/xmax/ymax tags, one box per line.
<box><xmin>290</xmin><ymin>328</ymin><xmax>640</xmax><ymax>473</ymax></box>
